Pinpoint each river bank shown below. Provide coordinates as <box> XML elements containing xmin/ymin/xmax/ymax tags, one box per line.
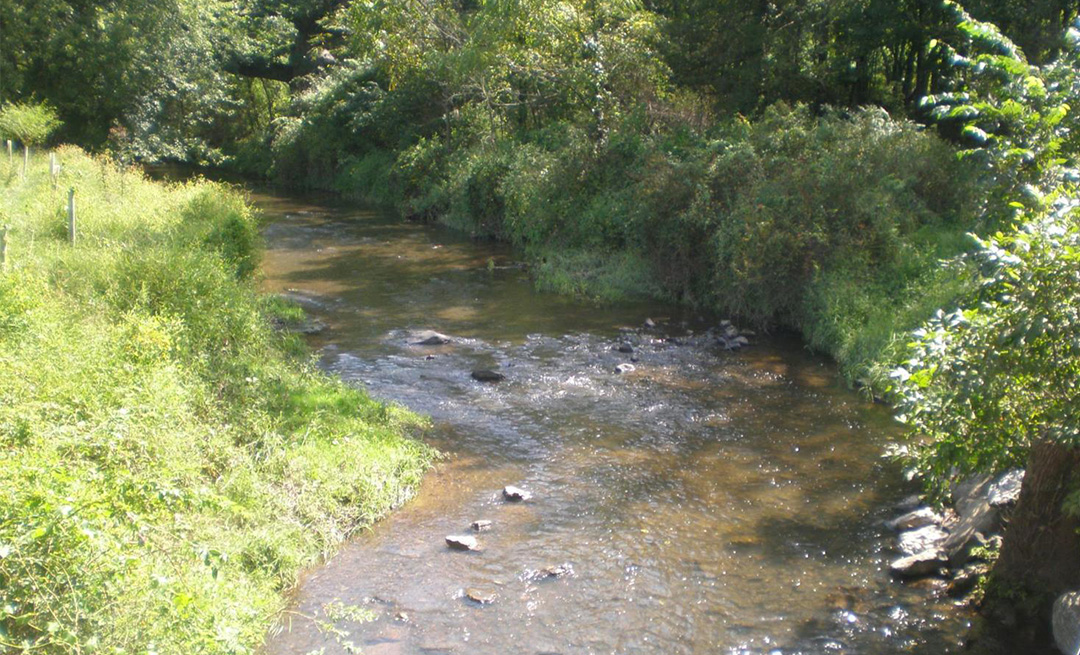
<box><xmin>0</xmin><ymin>148</ymin><xmax>434</xmax><ymax>654</ymax></box>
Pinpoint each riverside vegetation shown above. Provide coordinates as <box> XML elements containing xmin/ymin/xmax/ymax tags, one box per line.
<box><xmin>0</xmin><ymin>148</ymin><xmax>434</xmax><ymax>653</ymax></box>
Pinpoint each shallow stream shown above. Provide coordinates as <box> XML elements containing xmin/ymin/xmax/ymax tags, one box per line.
<box><xmin>253</xmin><ymin>189</ymin><xmax>973</xmax><ymax>654</ymax></box>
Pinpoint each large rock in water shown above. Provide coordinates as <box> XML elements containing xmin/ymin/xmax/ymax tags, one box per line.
<box><xmin>446</xmin><ymin>535</ymin><xmax>480</xmax><ymax>551</ymax></box>
<box><xmin>890</xmin><ymin>550</ymin><xmax>948</xmax><ymax>578</ymax></box>
<box><xmin>471</xmin><ymin>369</ymin><xmax>505</xmax><ymax>382</ymax></box>
<box><xmin>503</xmin><ymin>485</ymin><xmax>532</xmax><ymax>501</ymax></box>
<box><xmin>898</xmin><ymin>525</ymin><xmax>948</xmax><ymax>557</ymax></box>
<box><xmin>1054</xmin><ymin>592</ymin><xmax>1080</xmax><ymax>655</ymax></box>
<box><xmin>412</xmin><ymin>330</ymin><xmax>452</xmax><ymax>345</ymax></box>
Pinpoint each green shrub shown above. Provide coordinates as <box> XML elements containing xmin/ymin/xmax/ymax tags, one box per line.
<box><xmin>0</xmin><ymin>101</ymin><xmax>61</xmax><ymax>146</ymax></box>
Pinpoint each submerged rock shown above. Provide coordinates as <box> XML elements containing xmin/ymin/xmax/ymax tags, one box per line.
<box><xmin>718</xmin><ymin>336</ymin><xmax>744</xmax><ymax>351</ymax></box>
<box><xmin>614</xmin><ymin>363</ymin><xmax>636</xmax><ymax>374</ymax></box>
<box><xmin>471</xmin><ymin>369</ymin><xmax>505</xmax><ymax>382</ymax></box>
<box><xmin>523</xmin><ymin>563</ymin><xmax>574</xmax><ymax>582</ymax></box>
<box><xmin>446</xmin><ymin>535</ymin><xmax>480</xmax><ymax>551</ymax></box>
<box><xmin>616</xmin><ymin>342</ymin><xmax>634</xmax><ymax>353</ymax></box>
<box><xmin>471</xmin><ymin>520</ymin><xmax>493</xmax><ymax>531</ymax></box>
<box><xmin>541</xmin><ymin>563</ymin><xmax>573</xmax><ymax>578</ymax></box>
<box><xmin>503</xmin><ymin>485</ymin><xmax>532</xmax><ymax>501</ymax></box>
<box><xmin>412</xmin><ymin>330</ymin><xmax>452</xmax><ymax>345</ymax></box>
<box><xmin>643</xmin><ymin>318</ymin><xmax>656</xmax><ymax>329</ymax></box>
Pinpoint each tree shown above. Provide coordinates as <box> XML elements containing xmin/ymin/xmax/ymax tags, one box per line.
<box><xmin>0</xmin><ymin>101</ymin><xmax>61</xmax><ymax>175</ymax></box>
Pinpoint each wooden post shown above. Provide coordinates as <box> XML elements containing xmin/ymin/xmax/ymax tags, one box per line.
<box><xmin>23</xmin><ymin>145</ymin><xmax>29</xmax><ymax>178</ymax></box>
<box><xmin>49</xmin><ymin>153</ymin><xmax>60</xmax><ymax>189</ymax></box>
<box><xmin>68</xmin><ymin>188</ymin><xmax>76</xmax><ymax>245</ymax></box>
<box><xmin>0</xmin><ymin>226</ymin><xmax>8</xmax><ymax>271</ymax></box>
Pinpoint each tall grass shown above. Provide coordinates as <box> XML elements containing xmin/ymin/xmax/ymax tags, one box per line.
<box><xmin>0</xmin><ymin>147</ymin><xmax>434</xmax><ymax>654</ymax></box>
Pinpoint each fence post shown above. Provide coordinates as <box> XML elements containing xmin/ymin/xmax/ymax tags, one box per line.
<box><xmin>23</xmin><ymin>145</ymin><xmax>29</xmax><ymax>178</ymax></box>
<box><xmin>68</xmin><ymin>188</ymin><xmax>76</xmax><ymax>245</ymax></box>
<box><xmin>0</xmin><ymin>226</ymin><xmax>8</xmax><ymax>271</ymax></box>
<box><xmin>50</xmin><ymin>153</ymin><xmax>61</xmax><ymax>189</ymax></box>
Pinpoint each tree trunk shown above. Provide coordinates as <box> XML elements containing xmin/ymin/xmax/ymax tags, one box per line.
<box><xmin>990</xmin><ymin>440</ymin><xmax>1080</xmax><ymax>616</ymax></box>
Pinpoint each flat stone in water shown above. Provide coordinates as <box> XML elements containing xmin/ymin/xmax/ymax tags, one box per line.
<box><xmin>465</xmin><ymin>588</ymin><xmax>497</xmax><ymax>604</ymax></box>
<box><xmin>890</xmin><ymin>550</ymin><xmax>948</xmax><ymax>578</ymax></box>
<box><xmin>502</xmin><ymin>485</ymin><xmax>532</xmax><ymax>501</ymax></box>
<box><xmin>614</xmin><ymin>363</ymin><xmax>636</xmax><ymax>374</ymax></box>
<box><xmin>446</xmin><ymin>535</ymin><xmax>480</xmax><ymax>551</ymax></box>
<box><xmin>471</xmin><ymin>519</ymin><xmax>492</xmax><ymax>531</ymax></box>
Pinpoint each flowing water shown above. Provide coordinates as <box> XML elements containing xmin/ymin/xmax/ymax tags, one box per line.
<box><xmin>252</xmin><ymin>189</ymin><xmax>975</xmax><ymax>654</ymax></box>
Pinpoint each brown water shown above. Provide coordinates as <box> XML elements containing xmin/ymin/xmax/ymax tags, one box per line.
<box><xmin>254</xmin><ymin>190</ymin><xmax>973</xmax><ymax>655</ymax></box>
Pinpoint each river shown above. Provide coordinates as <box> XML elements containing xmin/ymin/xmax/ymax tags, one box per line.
<box><xmin>249</xmin><ymin>188</ymin><xmax>974</xmax><ymax>654</ymax></box>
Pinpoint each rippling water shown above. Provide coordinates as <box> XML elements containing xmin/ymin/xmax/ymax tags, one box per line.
<box><xmin>253</xmin><ymin>190</ymin><xmax>973</xmax><ymax>655</ymax></box>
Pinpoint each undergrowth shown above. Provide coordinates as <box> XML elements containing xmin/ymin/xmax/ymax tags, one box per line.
<box><xmin>0</xmin><ymin>147</ymin><xmax>434</xmax><ymax>654</ymax></box>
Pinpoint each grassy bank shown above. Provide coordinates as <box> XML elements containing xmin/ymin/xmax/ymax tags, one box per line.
<box><xmin>0</xmin><ymin>147</ymin><xmax>434</xmax><ymax>653</ymax></box>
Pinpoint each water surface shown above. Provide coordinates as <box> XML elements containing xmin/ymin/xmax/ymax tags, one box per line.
<box><xmin>254</xmin><ymin>190</ymin><xmax>972</xmax><ymax>654</ymax></box>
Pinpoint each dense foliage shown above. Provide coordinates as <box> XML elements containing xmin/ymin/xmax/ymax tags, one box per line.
<box><xmin>0</xmin><ymin>149</ymin><xmax>433</xmax><ymax>653</ymax></box>
<box><xmin>892</xmin><ymin>198</ymin><xmax>1080</xmax><ymax>489</ymax></box>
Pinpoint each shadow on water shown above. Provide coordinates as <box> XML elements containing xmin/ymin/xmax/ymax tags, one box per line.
<box><xmin>239</xmin><ymin>185</ymin><xmax>985</xmax><ymax>654</ymax></box>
